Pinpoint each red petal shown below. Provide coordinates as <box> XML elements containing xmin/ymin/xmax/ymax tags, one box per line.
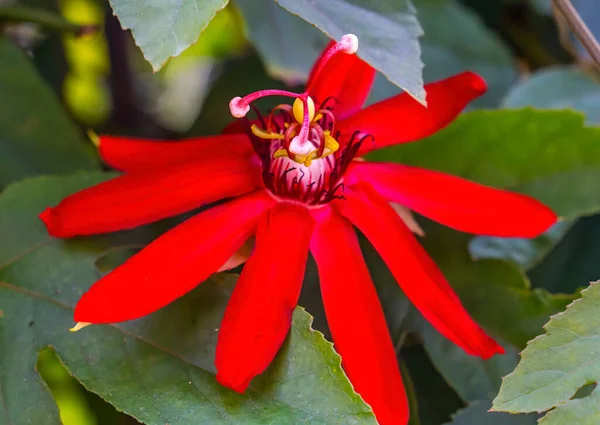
<box><xmin>98</xmin><ymin>134</ymin><xmax>252</xmax><ymax>172</ymax></box>
<box><xmin>216</xmin><ymin>204</ymin><xmax>314</xmax><ymax>392</ymax></box>
<box><xmin>307</xmin><ymin>41</ymin><xmax>375</xmax><ymax>120</ymax></box>
<box><xmin>338</xmin><ymin>72</ymin><xmax>486</xmax><ymax>156</ymax></box>
<box><xmin>40</xmin><ymin>156</ymin><xmax>261</xmax><ymax>237</ymax></box>
<box><xmin>347</xmin><ymin>162</ymin><xmax>557</xmax><ymax>237</ymax></box>
<box><xmin>74</xmin><ymin>191</ymin><xmax>275</xmax><ymax>323</ymax></box>
<box><xmin>336</xmin><ymin>184</ymin><xmax>504</xmax><ymax>359</ymax></box>
<box><xmin>310</xmin><ymin>208</ymin><xmax>409</xmax><ymax>425</ymax></box>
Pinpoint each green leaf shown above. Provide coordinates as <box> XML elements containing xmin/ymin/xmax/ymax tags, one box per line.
<box><xmin>274</xmin><ymin>0</ymin><xmax>426</xmax><ymax>105</ymax></box>
<box><xmin>0</xmin><ymin>37</ymin><xmax>96</xmax><ymax>188</ymax></box>
<box><xmin>493</xmin><ymin>282</ymin><xmax>600</xmax><ymax>423</ymax></box>
<box><xmin>0</xmin><ymin>173</ymin><xmax>378</xmax><ymax>425</ymax></box>
<box><xmin>446</xmin><ymin>400</ymin><xmax>537</xmax><ymax>425</ymax></box>
<box><xmin>538</xmin><ymin>390</ymin><xmax>600</xmax><ymax>425</ymax></box>
<box><xmin>236</xmin><ymin>0</ymin><xmax>329</xmax><ymax>84</ymax></box>
<box><xmin>502</xmin><ymin>67</ymin><xmax>600</xmax><ymax>125</ymax></box>
<box><xmin>469</xmin><ymin>220</ymin><xmax>574</xmax><ymax>271</ymax></box>
<box><xmin>367</xmin><ymin>109</ymin><xmax>600</xmax><ymax>219</ymax></box>
<box><xmin>179</xmin><ymin>3</ymin><xmax>246</xmax><ymax>59</ymax></box>
<box><xmin>108</xmin><ymin>0</ymin><xmax>229</xmax><ymax>71</ymax></box>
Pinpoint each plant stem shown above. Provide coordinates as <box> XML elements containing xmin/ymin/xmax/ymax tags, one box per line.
<box><xmin>0</xmin><ymin>5</ymin><xmax>96</xmax><ymax>36</ymax></box>
<box><xmin>553</xmin><ymin>0</ymin><xmax>600</xmax><ymax>69</ymax></box>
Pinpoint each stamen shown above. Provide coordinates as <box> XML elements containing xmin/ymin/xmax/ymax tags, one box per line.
<box><xmin>310</xmin><ymin>34</ymin><xmax>359</xmax><ymax>87</ymax></box>
<box><xmin>229</xmin><ymin>89</ymin><xmax>302</xmax><ymax>118</ymax></box>
<box><xmin>251</xmin><ymin>125</ymin><xmax>285</xmax><ymax>140</ymax></box>
<box><xmin>289</xmin><ymin>95</ymin><xmax>312</xmax><ymax>157</ymax></box>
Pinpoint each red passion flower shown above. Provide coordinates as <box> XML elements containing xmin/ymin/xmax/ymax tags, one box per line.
<box><xmin>40</xmin><ymin>35</ymin><xmax>556</xmax><ymax>425</ymax></box>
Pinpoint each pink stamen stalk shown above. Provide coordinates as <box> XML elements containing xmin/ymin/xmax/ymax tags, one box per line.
<box><xmin>309</xmin><ymin>34</ymin><xmax>359</xmax><ymax>87</ymax></box>
<box><xmin>287</xmin><ymin>93</ymin><xmax>313</xmax><ymax>159</ymax></box>
<box><xmin>298</xmin><ymin>94</ymin><xmax>311</xmax><ymax>143</ymax></box>
<box><xmin>229</xmin><ymin>89</ymin><xmax>302</xmax><ymax>118</ymax></box>
<box><xmin>229</xmin><ymin>35</ymin><xmax>358</xmax><ymax>119</ymax></box>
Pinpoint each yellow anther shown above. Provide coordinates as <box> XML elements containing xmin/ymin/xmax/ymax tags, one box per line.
<box><xmin>313</xmin><ymin>113</ymin><xmax>323</xmax><ymax>122</ymax></box>
<box><xmin>273</xmin><ymin>148</ymin><xmax>290</xmax><ymax>158</ymax></box>
<box><xmin>323</xmin><ymin>130</ymin><xmax>340</xmax><ymax>156</ymax></box>
<box><xmin>293</xmin><ymin>97</ymin><xmax>315</xmax><ymax>124</ymax></box>
<box><xmin>251</xmin><ymin>124</ymin><xmax>285</xmax><ymax>140</ymax></box>
<box><xmin>69</xmin><ymin>322</ymin><xmax>91</xmax><ymax>332</ymax></box>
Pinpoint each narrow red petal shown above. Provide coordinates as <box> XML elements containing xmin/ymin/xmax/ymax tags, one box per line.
<box><xmin>310</xmin><ymin>208</ymin><xmax>409</xmax><ymax>425</ymax></box>
<box><xmin>74</xmin><ymin>191</ymin><xmax>275</xmax><ymax>323</ymax></box>
<box><xmin>216</xmin><ymin>204</ymin><xmax>314</xmax><ymax>392</ymax></box>
<box><xmin>98</xmin><ymin>134</ymin><xmax>252</xmax><ymax>172</ymax></box>
<box><xmin>338</xmin><ymin>72</ymin><xmax>486</xmax><ymax>156</ymax></box>
<box><xmin>40</xmin><ymin>156</ymin><xmax>261</xmax><ymax>237</ymax></box>
<box><xmin>307</xmin><ymin>41</ymin><xmax>375</xmax><ymax>120</ymax></box>
<box><xmin>336</xmin><ymin>184</ymin><xmax>504</xmax><ymax>359</ymax></box>
<box><xmin>347</xmin><ymin>162</ymin><xmax>557</xmax><ymax>237</ymax></box>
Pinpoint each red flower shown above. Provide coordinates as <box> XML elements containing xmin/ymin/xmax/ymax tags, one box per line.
<box><xmin>40</xmin><ymin>35</ymin><xmax>556</xmax><ymax>425</ymax></box>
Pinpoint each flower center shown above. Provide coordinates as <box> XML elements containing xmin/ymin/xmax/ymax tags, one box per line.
<box><xmin>228</xmin><ymin>34</ymin><xmax>362</xmax><ymax>205</ymax></box>
<box><xmin>250</xmin><ymin>96</ymin><xmax>339</xmax><ymax>167</ymax></box>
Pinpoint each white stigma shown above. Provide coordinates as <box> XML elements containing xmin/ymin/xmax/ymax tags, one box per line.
<box><xmin>340</xmin><ymin>34</ymin><xmax>359</xmax><ymax>54</ymax></box>
<box><xmin>229</xmin><ymin>96</ymin><xmax>250</xmax><ymax>118</ymax></box>
<box><xmin>289</xmin><ymin>135</ymin><xmax>313</xmax><ymax>156</ymax></box>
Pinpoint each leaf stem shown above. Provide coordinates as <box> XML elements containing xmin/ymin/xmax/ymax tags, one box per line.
<box><xmin>0</xmin><ymin>5</ymin><xmax>97</xmax><ymax>36</ymax></box>
<box><xmin>553</xmin><ymin>0</ymin><xmax>600</xmax><ymax>69</ymax></box>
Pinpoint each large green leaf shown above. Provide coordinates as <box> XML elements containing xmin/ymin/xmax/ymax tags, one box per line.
<box><xmin>472</xmin><ymin>68</ymin><xmax>600</xmax><ymax>270</ymax></box>
<box><xmin>0</xmin><ymin>173</ymin><xmax>378</xmax><ymax>425</ymax></box>
<box><xmin>446</xmin><ymin>400</ymin><xmax>537</xmax><ymax>425</ymax></box>
<box><xmin>108</xmin><ymin>0</ymin><xmax>229</xmax><ymax>71</ymax></box>
<box><xmin>275</xmin><ymin>0</ymin><xmax>426</xmax><ymax>105</ymax></box>
<box><xmin>493</xmin><ymin>282</ymin><xmax>600</xmax><ymax>424</ymax></box>
<box><xmin>236</xmin><ymin>0</ymin><xmax>328</xmax><ymax>84</ymax></box>
<box><xmin>0</xmin><ymin>37</ymin><xmax>96</xmax><ymax>188</ymax></box>
<box><xmin>502</xmin><ymin>67</ymin><xmax>600</xmax><ymax>126</ymax></box>
<box><xmin>367</xmin><ymin>109</ymin><xmax>600</xmax><ymax>218</ymax></box>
